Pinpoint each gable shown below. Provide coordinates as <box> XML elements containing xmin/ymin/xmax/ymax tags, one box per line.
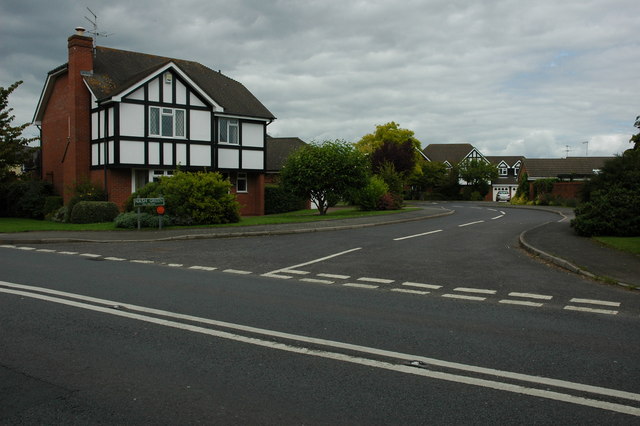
<box><xmin>84</xmin><ymin>46</ymin><xmax>275</xmax><ymax>120</ymax></box>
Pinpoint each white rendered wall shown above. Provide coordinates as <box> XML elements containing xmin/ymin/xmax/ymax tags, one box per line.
<box><xmin>242</xmin><ymin>150</ymin><xmax>263</xmax><ymax>169</ymax></box>
<box><xmin>190</xmin><ymin>144</ymin><xmax>211</xmax><ymax>167</ymax></box>
<box><xmin>190</xmin><ymin>110</ymin><xmax>211</xmax><ymax>141</ymax></box>
<box><xmin>120</xmin><ymin>141</ymin><xmax>145</xmax><ymax>164</ymax></box>
<box><xmin>120</xmin><ymin>103</ymin><xmax>145</xmax><ymax>137</ymax></box>
<box><xmin>241</xmin><ymin>122</ymin><xmax>264</xmax><ymax>147</ymax></box>
<box><xmin>218</xmin><ymin>148</ymin><xmax>239</xmax><ymax>169</ymax></box>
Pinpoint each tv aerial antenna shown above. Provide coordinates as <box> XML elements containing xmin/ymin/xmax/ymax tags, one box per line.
<box><xmin>85</xmin><ymin>7</ymin><xmax>113</xmax><ymax>49</ymax></box>
<box><xmin>565</xmin><ymin>144</ymin><xmax>571</xmax><ymax>157</ymax></box>
<box><xmin>582</xmin><ymin>140</ymin><xmax>589</xmax><ymax>156</ymax></box>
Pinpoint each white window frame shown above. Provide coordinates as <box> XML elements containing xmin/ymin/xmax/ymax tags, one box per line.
<box><xmin>236</xmin><ymin>172</ymin><xmax>248</xmax><ymax>193</ymax></box>
<box><xmin>499</xmin><ymin>167</ymin><xmax>508</xmax><ymax>176</ymax></box>
<box><xmin>219</xmin><ymin>117</ymin><xmax>239</xmax><ymax>145</ymax></box>
<box><xmin>149</xmin><ymin>106</ymin><xmax>185</xmax><ymax>138</ymax></box>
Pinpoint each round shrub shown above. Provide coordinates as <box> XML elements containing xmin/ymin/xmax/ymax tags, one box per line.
<box><xmin>354</xmin><ymin>176</ymin><xmax>388</xmax><ymax>211</ymax></box>
<box><xmin>265</xmin><ymin>184</ymin><xmax>307</xmax><ymax>214</ymax></box>
<box><xmin>70</xmin><ymin>201</ymin><xmax>120</xmax><ymax>224</ymax></box>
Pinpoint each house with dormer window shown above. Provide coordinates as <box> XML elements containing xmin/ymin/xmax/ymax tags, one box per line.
<box><xmin>486</xmin><ymin>156</ymin><xmax>523</xmax><ymax>201</ymax></box>
<box><xmin>33</xmin><ymin>28</ymin><xmax>275</xmax><ymax>215</ymax></box>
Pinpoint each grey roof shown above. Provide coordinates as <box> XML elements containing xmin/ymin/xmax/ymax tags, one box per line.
<box><xmin>422</xmin><ymin>143</ymin><xmax>477</xmax><ymax>164</ymax></box>
<box><xmin>522</xmin><ymin>157</ymin><xmax>612</xmax><ymax>179</ymax></box>
<box><xmin>86</xmin><ymin>46</ymin><xmax>275</xmax><ymax>119</ymax></box>
<box><xmin>486</xmin><ymin>156</ymin><xmax>524</xmax><ymax>167</ymax></box>
<box><xmin>266</xmin><ymin>136</ymin><xmax>307</xmax><ymax>171</ymax></box>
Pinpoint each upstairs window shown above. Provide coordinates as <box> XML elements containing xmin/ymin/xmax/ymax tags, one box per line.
<box><xmin>219</xmin><ymin>117</ymin><xmax>239</xmax><ymax>144</ymax></box>
<box><xmin>149</xmin><ymin>107</ymin><xmax>185</xmax><ymax>138</ymax></box>
<box><xmin>499</xmin><ymin>166</ymin><xmax>508</xmax><ymax>176</ymax></box>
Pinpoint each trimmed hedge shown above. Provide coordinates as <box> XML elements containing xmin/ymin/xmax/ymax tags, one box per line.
<box><xmin>69</xmin><ymin>201</ymin><xmax>120</xmax><ymax>224</ymax></box>
<box><xmin>264</xmin><ymin>184</ymin><xmax>307</xmax><ymax>214</ymax></box>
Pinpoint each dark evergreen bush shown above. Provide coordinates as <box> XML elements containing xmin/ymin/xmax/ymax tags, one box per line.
<box><xmin>265</xmin><ymin>184</ymin><xmax>307</xmax><ymax>214</ymax></box>
<box><xmin>571</xmin><ymin>150</ymin><xmax>640</xmax><ymax>237</ymax></box>
<box><xmin>69</xmin><ymin>201</ymin><xmax>119</xmax><ymax>224</ymax></box>
<box><xmin>0</xmin><ymin>179</ymin><xmax>53</xmax><ymax>218</ymax></box>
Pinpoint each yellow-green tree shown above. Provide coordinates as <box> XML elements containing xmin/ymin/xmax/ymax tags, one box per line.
<box><xmin>355</xmin><ymin>122</ymin><xmax>422</xmax><ymax>155</ymax></box>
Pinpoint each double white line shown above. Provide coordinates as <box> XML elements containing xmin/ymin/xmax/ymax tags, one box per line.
<box><xmin>0</xmin><ymin>280</ymin><xmax>638</xmax><ymax>417</ymax></box>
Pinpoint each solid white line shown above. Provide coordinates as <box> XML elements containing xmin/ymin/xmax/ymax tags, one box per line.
<box><xmin>402</xmin><ymin>282</ymin><xmax>442</xmax><ymax>290</ymax></box>
<box><xmin>358</xmin><ymin>277</ymin><xmax>394</xmax><ymax>284</ymax></box>
<box><xmin>189</xmin><ymin>265</ymin><xmax>217</xmax><ymax>271</ymax></box>
<box><xmin>499</xmin><ymin>300</ymin><xmax>544</xmax><ymax>308</ymax></box>
<box><xmin>564</xmin><ymin>306</ymin><xmax>619</xmax><ymax>315</ymax></box>
<box><xmin>104</xmin><ymin>257</ymin><xmax>126</xmax><ymax>262</ymax></box>
<box><xmin>223</xmin><ymin>269</ymin><xmax>252</xmax><ymax>275</ymax></box>
<box><xmin>1</xmin><ymin>280</ymin><xmax>638</xmax><ymax>409</ymax></box>
<box><xmin>343</xmin><ymin>283</ymin><xmax>378</xmax><ymax>289</ymax></box>
<box><xmin>318</xmin><ymin>273</ymin><xmax>350</xmax><ymax>280</ymax></box>
<box><xmin>508</xmin><ymin>292</ymin><xmax>553</xmax><ymax>300</ymax></box>
<box><xmin>300</xmin><ymin>278</ymin><xmax>334</xmax><ymax>284</ymax></box>
<box><xmin>458</xmin><ymin>221</ymin><xmax>484</xmax><ymax>227</ymax></box>
<box><xmin>391</xmin><ymin>289</ymin><xmax>429</xmax><ymax>295</ymax></box>
<box><xmin>442</xmin><ymin>294</ymin><xmax>486</xmax><ymax>301</ymax></box>
<box><xmin>267</xmin><ymin>247</ymin><xmax>362</xmax><ymax>275</ymax></box>
<box><xmin>393</xmin><ymin>229</ymin><xmax>443</xmax><ymax>241</ymax></box>
<box><xmin>570</xmin><ymin>298</ymin><xmax>620</xmax><ymax>307</ymax></box>
<box><xmin>454</xmin><ymin>287</ymin><xmax>496</xmax><ymax>295</ymax></box>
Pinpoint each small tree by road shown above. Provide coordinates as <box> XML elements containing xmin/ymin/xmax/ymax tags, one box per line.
<box><xmin>1</xmin><ymin>81</ymin><xmax>34</xmax><ymax>182</ymax></box>
<box><xmin>458</xmin><ymin>159</ymin><xmax>498</xmax><ymax>199</ymax></box>
<box><xmin>280</xmin><ymin>140</ymin><xmax>369</xmax><ymax>215</ymax></box>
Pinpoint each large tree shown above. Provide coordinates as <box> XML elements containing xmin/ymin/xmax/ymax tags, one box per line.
<box><xmin>630</xmin><ymin>115</ymin><xmax>640</xmax><ymax>150</ymax></box>
<box><xmin>0</xmin><ymin>81</ymin><xmax>34</xmax><ymax>182</ymax></box>
<box><xmin>280</xmin><ymin>140</ymin><xmax>369</xmax><ymax>215</ymax></box>
<box><xmin>458</xmin><ymin>159</ymin><xmax>498</xmax><ymax>198</ymax></box>
<box><xmin>355</xmin><ymin>122</ymin><xmax>422</xmax><ymax>156</ymax></box>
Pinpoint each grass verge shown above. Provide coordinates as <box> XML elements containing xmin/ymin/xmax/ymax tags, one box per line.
<box><xmin>0</xmin><ymin>207</ymin><xmax>417</xmax><ymax>233</ymax></box>
<box><xmin>593</xmin><ymin>236</ymin><xmax>640</xmax><ymax>256</ymax></box>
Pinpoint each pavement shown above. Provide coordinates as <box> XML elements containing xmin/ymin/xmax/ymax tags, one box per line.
<box><xmin>1</xmin><ymin>203</ymin><xmax>638</xmax><ymax>289</ymax></box>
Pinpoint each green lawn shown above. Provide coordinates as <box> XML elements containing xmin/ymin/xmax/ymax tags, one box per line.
<box><xmin>0</xmin><ymin>207</ymin><xmax>416</xmax><ymax>233</ymax></box>
<box><xmin>593</xmin><ymin>236</ymin><xmax>640</xmax><ymax>256</ymax></box>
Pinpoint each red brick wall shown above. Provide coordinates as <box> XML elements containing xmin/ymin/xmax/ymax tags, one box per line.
<box><xmin>90</xmin><ymin>169</ymin><xmax>131</xmax><ymax>211</ymax></box>
<box><xmin>41</xmin><ymin>33</ymin><xmax>94</xmax><ymax>204</ymax></box>
<box><xmin>234</xmin><ymin>172</ymin><xmax>265</xmax><ymax>216</ymax></box>
<box><xmin>552</xmin><ymin>182</ymin><xmax>583</xmax><ymax>200</ymax></box>
<box><xmin>41</xmin><ymin>74</ymin><xmax>70</xmax><ymax>199</ymax></box>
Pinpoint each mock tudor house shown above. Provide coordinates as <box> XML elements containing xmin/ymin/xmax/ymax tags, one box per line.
<box><xmin>486</xmin><ymin>156</ymin><xmax>523</xmax><ymax>201</ymax></box>
<box><xmin>33</xmin><ymin>28</ymin><xmax>276</xmax><ymax>215</ymax></box>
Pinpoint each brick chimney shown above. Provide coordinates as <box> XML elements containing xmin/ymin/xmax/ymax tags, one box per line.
<box><xmin>64</xmin><ymin>27</ymin><xmax>94</xmax><ymax>200</ymax></box>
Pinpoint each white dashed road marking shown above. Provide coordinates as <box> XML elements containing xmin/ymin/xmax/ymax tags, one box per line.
<box><xmin>442</xmin><ymin>294</ymin><xmax>486</xmax><ymax>301</ymax></box>
<box><xmin>402</xmin><ymin>282</ymin><xmax>442</xmax><ymax>290</ymax></box>
<box><xmin>392</xmin><ymin>288</ymin><xmax>429</xmax><ymax>295</ymax></box>
<box><xmin>300</xmin><ymin>278</ymin><xmax>334</xmax><ymax>284</ymax></box>
<box><xmin>189</xmin><ymin>265</ymin><xmax>217</xmax><ymax>271</ymax></box>
<box><xmin>318</xmin><ymin>273</ymin><xmax>351</xmax><ymax>280</ymax></box>
<box><xmin>458</xmin><ymin>221</ymin><xmax>484</xmax><ymax>227</ymax></box>
<box><xmin>569</xmin><ymin>298</ymin><xmax>620</xmax><ymax>307</ymax></box>
<box><xmin>454</xmin><ymin>287</ymin><xmax>496</xmax><ymax>295</ymax></box>
<box><xmin>344</xmin><ymin>283</ymin><xmax>378</xmax><ymax>289</ymax></box>
<box><xmin>509</xmin><ymin>292</ymin><xmax>553</xmax><ymax>300</ymax></box>
<box><xmin>358</xmin><ymin>277</ymin><xmax>395</xmax><ymax>284</ymax></box>
<box><xmin>393</xmin><ymin>229</ymin><xmax>443</xmax><ymax>241</ymax></box>
<box><xmin>223</xmin><ymin>269</ymin><xmax>252</xmax><ymax>275</ymax></box>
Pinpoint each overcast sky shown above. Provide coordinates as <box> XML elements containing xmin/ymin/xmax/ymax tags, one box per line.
<box><xmin>1</xmin><ymin>0</ymin><xmax>637</xmax><ymax>158</ymax></box>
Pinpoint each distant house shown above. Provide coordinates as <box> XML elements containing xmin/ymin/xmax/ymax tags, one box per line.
<box><xmin>421</xmin><ymin>143</ymin><xmax>488</xmax><ymax>169</ymax></box>
<box><xmin>486</xmin><ymin>156</ymin><xmax>524</xmax><ymax>201</ymax></box>
<box><xmin>265</xmin><ymin>136</ymin><xmax>307</xmax><ymax>184</ymax></box>
<box><xmin>33</xmin><ymin>27</ymin><xmax>276</xmax><ymax>215</ymax></box>
<box><xmin>520</xmin><ymin>157</ymin><xmax>612</xmax><ymax>200</ymax></box>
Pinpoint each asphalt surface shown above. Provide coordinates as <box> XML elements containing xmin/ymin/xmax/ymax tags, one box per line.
<box><xmin>1</xmin><ymin>202</ymin><xmax>638</xmax><ymax>289</ymax></box>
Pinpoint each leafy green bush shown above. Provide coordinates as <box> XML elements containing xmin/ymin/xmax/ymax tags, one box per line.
<box><xmin>125</xmin><ymin>171</ymin><xmax>240</xmax><ymax>225</ymax></box>
<box><xmin>65</xmin><ymin>180</ymin><xmax>107</xmax><ymax>222</ymax></box>
<box><xmin>114</xmin><ymin>211</ymin><xmax>173</xmax><ymax>229</ymax></box>
<box><xmin>571</xmin><ymin>149</ymin><xmax>640</xmax><ymax>237</ymax></box>
<box><xmin>265</xmin><ymin>184</ymin><xmax>307</xmax><ymax>215</ymax></box>
<box><xmin>69</xmin><ymin>201</ymin><xmax>120</xmax><ymax>224</ymax></box>
<box><xmin>0</xmin><ymin>179</ymin><xmax>53</xmax><ymax>219</ymax></box>
<box><xmin>354</xmin><ymin>175</ymin><xmax>388</xmax><ymax>211</ymax></box>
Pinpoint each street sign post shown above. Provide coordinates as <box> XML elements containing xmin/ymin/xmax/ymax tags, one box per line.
<box><xmin>134</xmin><ymin>198</ymin><xmax>165</xmax><ymax>230</ymax></box>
